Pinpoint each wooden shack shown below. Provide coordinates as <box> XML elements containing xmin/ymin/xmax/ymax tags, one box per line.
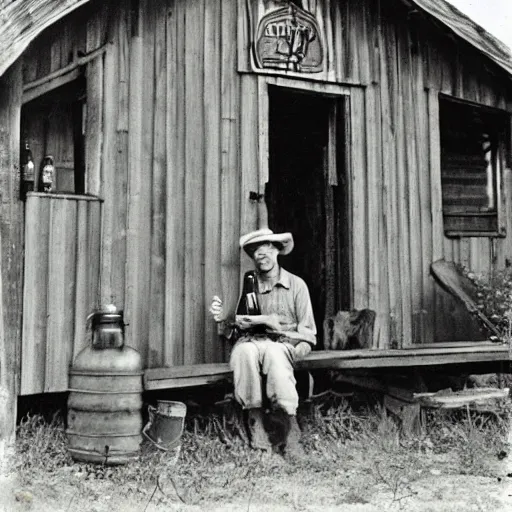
<box><xmin>1</xmin><ymin>0</ymin><xmax>512</xmax><ymax>436</ymax></box>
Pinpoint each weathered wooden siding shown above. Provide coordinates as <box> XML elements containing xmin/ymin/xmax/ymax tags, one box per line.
<box><xmin>21</xmin><ymin>194</ymin><xmax>101</xmax><ymax>394</ymax></box>
<box><xmin>20</xmin><ymin>0</ymin><xmax>242</xmax><ymax>394</ymax></box>
<box><xmin>0</xmin><ymin>61</ymin><xmax>23</xmax><ymax>441</ymax></box>
<box><xmin>17</xmin><ymin>0</ymin><xmax>512</xmax><ymax>394</ymax></box>
<box><xmin>237</xmin><ymin>0</ymin><xmax>512</xmax><ymax>346</ymax></box>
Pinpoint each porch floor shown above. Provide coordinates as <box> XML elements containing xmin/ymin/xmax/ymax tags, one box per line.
<box><xmin>144</xmin><ymin>341</ymin><xmax>511</xmax><ymax>391</ymax></box>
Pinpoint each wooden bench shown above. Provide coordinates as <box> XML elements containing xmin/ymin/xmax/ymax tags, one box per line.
<box><xmin>144</xmin><ymin>342</ymin><xmax>510</xmax><ymax>391</ymax></box>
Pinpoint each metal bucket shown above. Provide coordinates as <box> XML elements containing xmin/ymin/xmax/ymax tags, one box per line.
<box><xmin>143</xmin><ymin>401</ymin><xmax>187</xmax><ymax>451</ymax></box>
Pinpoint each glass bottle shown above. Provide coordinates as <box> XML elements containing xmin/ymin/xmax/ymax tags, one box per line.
<box><xmin>242</xmin><ymin>271</ymin><xmax>261</xmax><ymax>315</ymax></box>
<box><xmin>20</xmin><ymin>139</ymin><xmax>35</xmax><ymax>200</ymax></box>
<box><xmin>39</xmin><ymin>155</ymin><xmax>55</xmax><ymax>193</ymax></box>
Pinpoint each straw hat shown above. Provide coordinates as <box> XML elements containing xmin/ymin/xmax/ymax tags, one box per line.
<box><xmin>239</xmin><ymin>228</ymin><xmax>294</xmax><ymax>256</ymax></box>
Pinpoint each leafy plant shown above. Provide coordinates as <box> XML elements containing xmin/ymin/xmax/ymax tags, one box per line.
<box><xmin>464</xmin><ymin>267</ymin><xmax>512</xmax><ymax>340</ymax></box>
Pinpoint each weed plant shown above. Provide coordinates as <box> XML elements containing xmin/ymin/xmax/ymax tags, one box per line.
<box><xmin>11</xmin><ymin>395</ymin><xmax>512</xmax><ymax>508</ymax></box>
<box><xmin>464</xmin><ymin>266</ymin><xmax>512</xmax><ymax>341</ymax></box>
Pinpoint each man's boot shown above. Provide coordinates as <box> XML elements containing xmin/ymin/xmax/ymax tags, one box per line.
<box><xmin>247</xmin><ymin>408</ymin><xmax>271</xmax><ymax>451</ymax></box>
<box><xmin>284</xmin><ymin>415</ymin><xmax>305</xmax><ymax>461</ymax></box>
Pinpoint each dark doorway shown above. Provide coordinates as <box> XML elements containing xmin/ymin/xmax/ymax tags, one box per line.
<box><xmin>266</xmin><ymin>86</ymin><xmax>350</xmax><ymax>348</ymax></box>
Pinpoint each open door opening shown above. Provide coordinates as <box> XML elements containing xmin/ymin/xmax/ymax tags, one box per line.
<box><xmin>266</xmin><ymin>86</ymin><xmax>350</xmax><ymax>349</ymax></box>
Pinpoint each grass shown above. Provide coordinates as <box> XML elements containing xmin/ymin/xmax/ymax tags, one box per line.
<box><xmin>9</xmin><ymin>394</ymin><xmax>512</xmax><ymax>510</ymax></box>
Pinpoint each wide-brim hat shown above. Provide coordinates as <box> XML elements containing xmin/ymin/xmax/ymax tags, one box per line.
<box><xmin>240</xmin><ymin>228</ymin><xmax>294</xmax><ymax>256</ymax></box>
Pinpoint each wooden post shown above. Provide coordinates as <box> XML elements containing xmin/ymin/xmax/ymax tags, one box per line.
<box><xmin>0</xmin><ymin>60</ymin><xmax>23</xmax><ymax>471</ymax></box>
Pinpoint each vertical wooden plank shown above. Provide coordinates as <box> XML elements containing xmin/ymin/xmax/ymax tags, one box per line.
<box><xmin>240</xmin><ymin>75</ymin><xmax>260</xmax><ymax>239</ymax></box>
<box><xmin>403</xmin><ymin>29</ymin><xmax>422</xmax><ymax>345</ymax></box>
<box><xmin>220</xmin><ymin>0</ymin><xmax>241</xmax><ymax>360</ymax></box>
<box><xmin>99</xmin><ymin>30</ymin><xmax>119</xmax><ymax>305</ymax></box>
<box><xmin>36</xmin><ymin>36</ymin><xmax>52</xmax><ymax>80</ymax></box>
<box><xmin>61</xmin><ymin>21</ymin><xmax>73</xmax><ymax>68</ymax></box>
<box><xmin>85</xmin><ymin>56</ymin><xmax>103</xmax><ymax>196</ymax></box>
<box><xmin>73</xmin><ymin>200</ymin><xmax>89</xmax><ymax>360</ymax></box>
<box><xmin>393</xmin><ymin>25</ymin><xmax>412</xmax><ymax>348</ymax></box>
<box><xmin>0</xmin><ymin>211</ymin><xmax>5</xmax><ymax>464</ymax></box>
<box><xmin>332</xmin><ymin>0</ymin><xmax>343</xmax><ymax>82</ymax></box>
<box><xmin>148</xmin><ymin>0</ymin><xmax>167</xmax><ymax>368</ymax></box>
<box><xmin>87</xmin><ymin>199</ymin><xmax>102</xmax><ymax>317</ymax></box>
<box><xmin>342</xmin><ymin>0</ymin><xmax>353</xmax><ymax>81</ymax></box>
<box><xmin>416</xmin><ymin>49</ymin><xmax>434</xmax><ymax>345</ymax></box>
<box><xmin>203</xmin><ymin>0</ymin><xmax>223</xmax><ymax>364</ymax></box>
<box><xmin>135</xmin><ymin>0</ymin><xmax>156</xmax><ymax>364</ymax></box>
<box><xmin>350</xmin><ymin>88</ymin><xmax>367</xmax><ymax>309</ymax></box>
<box><xmin>356</xmin><ymin>0</ymin><xmax>371</xmax><ymax>86</ymax></box>
<box><xmin>112</xmin><ymin>3</ymin><xmax>130</xmax><ymax>309</ymax></box>
<box><xmin>428</xmin><ymin>89</ymin><xmax>444</xmax><ymax>342</ymax></box>
<box><xmin>165</xmin><ymin>0</ymin><xmax>185</xmax><ymax>366</ymax></box>
<box><xmin>22</xmin><ymin>48</ymin><xmax>38</xmax><ymax>84</ymax></box>
<box><xmin>379</xmin><ymin>17</ymin><xmax>400</xmax><ymax>348</ymax></box>
<box><xmin>124</xmin><ymin>0</ymin><xmax>143</xmax><ymax>353</ymax></box>
<box><xmin>50</xmin><ymin>37</ymin><xmax>62</xmax><ymax>73</ymax></box>
<box><xmin>257</xmin><ymin>76</ymin><xmax>269</xmax><ymax>215</ymax></box>
<box><xmin>21</xmin><ymin>198</ymin><xmax>50</xmax><ymax>394</ymax></box>
<box><xmin>0</xmin><ymin>62</ymin><xmax>23</xmax><ymax>415</ymax></box>
<box><xmin>365</xmin><ymin>85</ymin><xmax>380</xmax><ymax>347</ymax></box>
<box><xmin>45</xmin><ymin>200</ymin><xmax>77</xmax><ymax>392</ymax></box>
<box><xmin>322</xmin><ymin>0</ymin><xmax>334</xmax><ymax>81</ymax></box>
<box><xmin>236</xmin><ymin>0</ymin><xmax>250</xmax><ymax>73</ymax></box>
<box><xmin>183</xmin><ymin>0</ymin><xmax>206</xmax><ymax>364</ymax></box>
<box><xmin>428</xmin><ymin>90</ymin><xmax>443</xmax><ymax>263</ymax></box>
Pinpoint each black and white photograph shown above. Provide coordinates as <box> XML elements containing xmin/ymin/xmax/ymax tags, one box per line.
<box><xmin>1</xmin><ymin>0</ymin><xmax>512</xmax><ymax>510</ymax></box>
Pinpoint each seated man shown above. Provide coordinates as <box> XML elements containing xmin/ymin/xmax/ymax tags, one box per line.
<box><xmin>209</xmin><ymin>228</ymin><xmax>316</xmax><ymax>454</ymax></box>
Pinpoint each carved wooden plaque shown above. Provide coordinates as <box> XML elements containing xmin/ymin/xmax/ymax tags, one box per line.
<box><xmin>252</xmin><ymin>2</ymin><xmax>324</xmax><ymax>73</ymax></box>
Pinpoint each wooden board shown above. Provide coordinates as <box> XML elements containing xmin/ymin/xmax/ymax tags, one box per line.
<box><xmin>203</xmin><ymin>0</ymin><xmax>223</xmax><ymax>364</ymax></box>
<box><xmin>164</xmin><ymin>0</ymin><xmax>186</xmax><ymax>366</ymax></box>
<box><xmin>147</xmin><ymin>0</ymin><xmax>167</xmax><ymax>368</ymax></box>
<box><xmin>45</xmin><ymin>199</ymin><xmax>77</xmax><ymax>392</ymax></box>
<box><xmin>124</xmin><ymin>0</ymin><xmax>143</xmax><ymax>354</ymax></box>
<box><xmin>144</xmin><ymin>343</ymin><xmax>510</xmax><ymax>390</ymax></box>
<box><xmin>183</xmin><ymin>0</ymin><xmax>205</xmax><ymax>365</ymax></box>
<box><xmin>21</xmin><ymin>197</ymin><xmax>51</xmax><ymax>394</ymax></box>
<box><xmin>85</xmin><ymin>55</ymin><xmax>103</xmax><ymax>196</ymax></box>
<box><xmin>431</xmin><ymin>259</ymin><xmax>500</xmax><ymax>337</ymax></box>
<box><xmin>21</xmin><ymin>195</ymin><xmax>102</xmax><ymax>395</ymax></box>
<box><xmin>0</xmin><ymin>61</ymin><xmax>23</xmax><ymax>447</ymax></box>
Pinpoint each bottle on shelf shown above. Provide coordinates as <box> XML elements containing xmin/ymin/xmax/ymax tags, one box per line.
<box><xmin>39</xmin><ymin>155</ymin><xmax>55</xmax><ymax>193</ymax></box>
<box><xmin>20</xmin><ymin>138</ymin><xmax>35</xmax><ymax>200</ymax></box>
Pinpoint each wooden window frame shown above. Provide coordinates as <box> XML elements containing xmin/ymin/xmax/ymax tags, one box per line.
<box><xmin>256</xmin><ymin>76</ymin><xmax>353</xmax><ymax>307</ymax></box>
<box><xmin>439</xmin><ymin>95</ymin><xmax>511</xmax><ymax>238</ymax></box>
<box><xmin>21</xmin><ymin>48</ymin><xmax>106</xmax><ymax>198</ymax></box>
<box><xmin>21</xmin><ymin>73</ymin><xmax>87</xmax><ymax>196</ymax></box>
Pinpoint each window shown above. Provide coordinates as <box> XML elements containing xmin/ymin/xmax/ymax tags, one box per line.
<box><xmin>440</xmin><ymin>97</ymin><xmax>510</xmax><ymax>237</ymax></box>
<box><xmin>21</xmin><ymin>76</ymin><xmax>86</xmax><ymax>196</ymax></box>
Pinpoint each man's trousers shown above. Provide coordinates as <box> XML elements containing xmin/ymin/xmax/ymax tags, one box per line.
<box><xmin>229</xmin><ymin>337</ymin><xmax>298</xmax><ymax>415</ymax></box>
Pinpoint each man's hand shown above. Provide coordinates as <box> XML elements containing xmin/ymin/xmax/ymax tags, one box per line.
<box><xmin>209</xmin><ymin>296</ymin><xmax>224</xmax><ymax>322</ymax></box>
<box><xmin>235</xmin><ymin>314</ymin><xmax>281</xmax><ymax>332</ymax></box>
<box><xmin>293</xmin><ymin>341</ymin><xmax>312</xmax><ymax>360</ymax></box>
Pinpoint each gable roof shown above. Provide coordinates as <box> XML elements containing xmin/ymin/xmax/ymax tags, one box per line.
<box><xmin>0</xmin><ymin>0</ymin><xmax>511</xmax><ymax>78</ymax></box>
<box><xmin>411</xmin><ymin>0</ymin><xmax>512</xmax><ymax>76</ymax></box>
<box><xmin>0</xmin><ymin>0</ymin><xmax>91</xmax><ymax>78</ymax></box>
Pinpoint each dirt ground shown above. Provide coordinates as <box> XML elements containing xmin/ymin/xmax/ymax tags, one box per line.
<box><xmin>1</xmin><ymin>451</ymin><xmax>512</xmax><ymax>512</ymax></box>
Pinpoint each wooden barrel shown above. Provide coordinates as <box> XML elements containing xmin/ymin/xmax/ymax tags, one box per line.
<box><xmin>67</xmin><ymin>345</ymin><xmax>143</xmax><ymax>465</ymax></box>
